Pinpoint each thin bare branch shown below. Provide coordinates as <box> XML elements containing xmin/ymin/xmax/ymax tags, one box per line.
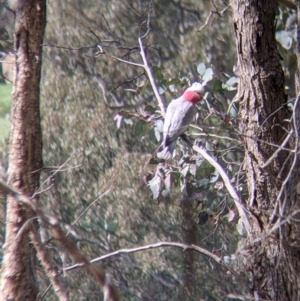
<box><xmin>269</xmin><ymin>94</ymin><xmax>300</xmax><ymax>223</ymax></box>
<box><xmin>138</xmin><ymin>37</ymin><xmax>166</xmax><ymax>115</ymax></box>
<box><xmin>261</xmin><ymin>127</ymin><xmax>293</xmax><ymax>169</ymax></box>
<box><xmin>193</xmin><ymin>145</ymin><xmax>251</xmax><ymax>235</ymax></box>
<box><xmin>98</xmin><ymin>52</ymin><xmax>144</xmax><ymax>68</ymax></box>
<box><xmin>64</xmin><ymin>241</ymin><xmax>222</xmax><ymax>273</ymax></box>
<box><xmin>197</xmin><ymin>6</ymin><xmax>229</xmax><ymax>32</ymax></box>
<box><xmin>70</xmin><ymin>188</ymin><xmax>111</xmax><ymax>228</ymax></box>
<box><xmin>41</xmin><ymin>44</ymin><xmax>97</xmax><ymax>51</ymax></box>
<box><xmin>35</xmin><ymin>150</ymin><xmax>77</xmax><ymax>195</ymax></box>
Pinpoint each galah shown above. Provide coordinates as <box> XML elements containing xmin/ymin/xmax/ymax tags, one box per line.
<box><xmin>157</xmin><ymin>82</ymin><xmax>205</xmax><ymax>160</ymax></box>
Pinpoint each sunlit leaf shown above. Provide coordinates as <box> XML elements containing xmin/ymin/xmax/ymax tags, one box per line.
<box><xmin>114</xmin><ymin>114</ymin><xmax>123</xmax><ymax>129</ymax></box>
<box><xmin>165</xmin><ymin>172</ymin><xmax>172</xmax><ymax>190</ymax></box>
<box><xmin>180</xmin><ymin>165</ymin><xmax>190</xmax><ymax>177</ymax></box>
<box><xmin>155</xmin><ymin>119</ymin><xmax>164</xmax><ymax>133</ymax></box>
<box><xmin>199</xmin><ymin>178</ymin><xmax>210</xmax><ymax>189</ymax></box>
<box><xmin>222</xmin><ymin>76</ymin><xmax>239</xmax><ymax>91</ymax></box>
<box><xmin>197</xmin><ymin>62</ymin><xmax>206</xmax><ymax>75</ymax></box>
<box><xmin>124</xmin><ymin>118</ymin><xmax>133</xmax><ymax>125</ymax></box>
<box><xmin>161</xmin><ymin>189</ymin><xmax>170</xmax><ymax>197</ymax></box>
<box><xmin>210</xmin><ymin>169</ymin><xmax>219</xmax><ymax>183</ymax></box>
<box><xmin>237</xmin><ymin>218</ymin><xmax>247</xmax><ymax>236</ymax></box>
<box><xmin>154</xmin><ymin>129</ymin><xmax>161</xmax><ymax>141</ymax></box>
<box><xmin>224</xmin><ymin>256</ymin><xmax>231</xmax><ymax>264</ymax></box>
<box><xmin>158</xmin><ymin>85</ymin><xmax>166</xmax><ymax>95</ymax></box>
<box><xmin>202</xmin><ymin>67</ymin><xmax>213</xmax><ymax>82</ymax></box>
<box><xmin>227</xmin><ymin>209</ymin><xmax>235</xmax><ymax>222</ymax></box>
<box><xmin>276</xmin><ymin>30</ymin><xmax>293</xmax><ymax>50</ymax></box>
<box><xmin>148</xmin><ymin>175</ymin><xmax>161</xmax><ymax>199</ymax></box>
<box><xmin>229</xmin><ymin>102</ymin><xmax>238</xmax><ymax>118</ymax></box>
<box><xmin>149</xmin><ymin>126</ymin><xmax>162</xmax><ymax>142</ymax></box>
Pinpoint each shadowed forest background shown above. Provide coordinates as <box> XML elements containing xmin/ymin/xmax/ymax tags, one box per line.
<box><xmin>0</xmin><ymin>0</ymin><xmax>299</xmax><ymax>300</ymax></box>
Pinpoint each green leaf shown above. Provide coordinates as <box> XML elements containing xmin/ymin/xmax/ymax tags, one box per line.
<box><xmin>148</xmin><ymin>128</ymin><xmax>160</xmax><ymax>142</ymax></box>
<box><xmin>106</xmin><ymin>221</ymin><xmax>118</xmax><ymax>233</ymax></box>
<box><xmin>206</xmin><ymin>191</ymin><xmax>216</xmax><ymax>207</ymax></box>
<box><xmin>167</xmin><ymin>78</ymin><xmax>181</xmax><ymax>86</ymax></box>
<box><xmin>172</xmin><ymin>171</ymin><xmax>181</xmax><ymax>185</ymax></box>
<box><xmin>212</xmin><ymin>79</ymin><xmax>223</xmax><ymax>93</ymax></box>
<box><xmin>153</xmin><ymin>66</ymin><xmax>164</xmax><ymax>81</ymax></box>
<box><xmin>134</xmin><ymin>120</ymin><xmax>147</xmax><ymax>136</ymax></box>
<box><xmin>144</xmin><ymin>105</ymin><xmax>156</xmax><ymax>113</ymax></box>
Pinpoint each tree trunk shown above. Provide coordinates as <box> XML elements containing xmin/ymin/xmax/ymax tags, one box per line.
<box><xmin>0</xmin><ymin>1</ymin><xmax>46</xmax><ymax>300</ymax></box>
<box><xmin>231</xmin><ymin>1</ymin><xmax>300</xmax><ymax>300</ymax></box>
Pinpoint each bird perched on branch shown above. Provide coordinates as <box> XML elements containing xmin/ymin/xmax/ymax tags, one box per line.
<box><xmin>157</xmin><ymin>82</ymin><xmax>205</xmax><ymax>160</ymax></box>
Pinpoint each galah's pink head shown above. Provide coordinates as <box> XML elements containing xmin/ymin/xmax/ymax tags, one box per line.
<box><xmin>183</xmin><ymin>82</ymin><xmax>205</xmax><ymax>105</ymax></box>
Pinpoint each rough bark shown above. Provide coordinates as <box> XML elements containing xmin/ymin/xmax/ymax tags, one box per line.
<box><xmin>0</xmin><ymin>1</ymin><xmax>46</xmax><ymax>300</ymax></box>
<box><xmin>231</xmin><ymin>1</ymin><xmax>300</xmax><ymax>300</ymax></box>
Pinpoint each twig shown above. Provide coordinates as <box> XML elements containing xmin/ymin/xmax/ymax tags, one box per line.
<box><xmin>197</xmin><ymin>11</ymin><xmax>213</xmax><ymax>32</ymax></box>
<box><xmin>99</xmin><ymin>52</ymin><xmax>144</xmax><ymax>68</ymax></box>
<box><xmin>269</xmin><ymin>94</ymin><xmax>300</xmax><ymax>223</ymax></box>
<box><xmin>70</xmin><ymin>188</ymin><xmax>111</xmax><ymax>228</ymax></box>
<box><xmin>33</xmin><ymin>150</ymin><xmax>77</xmax><ymax>197</ymax></box>
<box><xmin>138</xmin><ymin>37</ymin><xmax>166</xmax><ymax>115</ymax></box>
<box><xmin>32</xmin><ymin>184</ymin><xmax>54</xmax><ymax>196</ymax></box>
<box><xmin>197</xmin><ymin>6</ymin><xmax>229</xmax><ymax>32</ymax></box>
<box><xmin>261</xmin><ymin>127</ymin><xmax>293</xmax><ymax>168</ymax></box>
<box><xmin>41</xmin><ymin>44</ymin><xmax>98</xmax><ymax>51</ymax></box>
<box><xmin>193</xmin><ymin>145</ymin><xmax>251</xmax><ymax>235</ymax></box>
<box><xmin>64</xmin><ymin>241</ymin><xmax>222</xmax><ymax>273</ymax></box>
